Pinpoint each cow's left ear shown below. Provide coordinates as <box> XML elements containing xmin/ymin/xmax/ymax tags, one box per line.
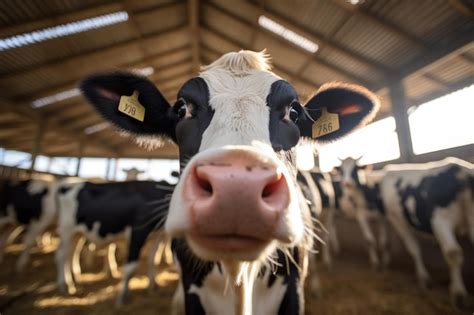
<box><xmin>297</xmin><ymin>82</ymin><xmax>379</xmax><ymax>142</ymax></box>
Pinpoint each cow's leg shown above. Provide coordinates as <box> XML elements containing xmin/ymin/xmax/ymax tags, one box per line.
<box><xmin>115</xmin><ymin>230</ymin><xmax>149</xmax><ymax>306</ymax></box>
<box><xmin>147</xmin><ymin>234</ymin><xmax>162</xmax><ymax>291</ymax></box>
<box><xmin>83</xmin><ymin>241</ymin><xmax>96</xmax><ymax>270</ymax></box>
<box><xmin>0</xmin><ymin>223</ymin><xmax>15</xmax><ymax>263</ymax></box>
<box><xmin>71</xmin><ymin>236</ymin><xmax>86</xmax><ymax>280</ymax></box>
<box><xmin>106</xmin><ymin>243</ymin><xmax>121</xmax><ymax>279</ymax></box>
<box><xmin>171</xmin><ymin>281</ymin><xmax>185</xmax><ymax>315</ymax></box>
<box><xmin>432</xmin><ymin>212</ymin><xmax>467</xmax><ymax>307</ymax></box>
<box><xmin>328</xmin><ymin>209</ymin><xmax>340</xmax><ymax>255</ymax></box>
<box><xmin>355</xmin><ymin>212</ymin><xmax>379</xmax><ymax>268</ymax></box>
<box><xmin>388</xmin><ymin>214</ymin><xmax>431</xmax><ymax>288</ymax></box>
<box><xmin>115</xmin><ymin>261</ymin><xmax>138</xmax><ymax>306</ymax></box>
<box><xmin>164</xmin><ymin>237</ymin><xmax>174</xmax><ymax>265</ymax></box>
<box><xmin>308</xmin><ymin>253</ymin><xmax>322</xmax><ymax>298</ymax></box>
<box><xmin>16</xmin><ymin>217</ymin><xmax>53</xmax><ymax>271</ymax></box>
<box><xmin>377</xmin><ymin>219</ymin><xmax>391</xmax><ymax>268</ymax></box>
<box><xmin>320</xmin><ymin>209</ymin><xmax>333</xmax><ymax>269</ymax></box>
<box><xmin>6</xmin><ymin>225</ymin><xmax>24</xmax><ymax>245</ymax></box>
<box><xmin>56</xmin><ymin>231</ymin><xmax>77</xmax><ymax>294</ymax></box>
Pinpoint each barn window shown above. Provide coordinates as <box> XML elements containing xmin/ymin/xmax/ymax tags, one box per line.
<box><xmin>49</xmin><ymin>157</ymin><xmax>78</xmax><ymax>175</ymax></box>
<box><xmin>78</xmin><ymin>158</ymin><xmax>109</xmax><ymax>179</ymax></box>
<box><xmin>34</xmin><ymin>156</ymin><xmax>51</xmax><ymax>172</ymax></box>
<box><xmin>318</xmin><ymin>117</ymin><xmax>401</xmax><ymax>171</ymax></box>
<box><xmin>0</xmin><ymin>149</ymin><xmax>32</xmax><ymax>169</ymax></box>
<box><xmin>408</xmin><ymin>85</ymin><xmax>474</xmax><ymax>155</ymax></box>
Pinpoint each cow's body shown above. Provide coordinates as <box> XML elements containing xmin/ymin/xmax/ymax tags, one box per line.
<box><xmin>379</xmin><ymin>157</ymin><xmax>473</xmax><ymax>306</ymax></box>
<box><xmin>56</xmin><ymin>180</ymin><xmax>172</xmax><ymax>304</ymax></box>
<box><xmin>0</xmin><ymin>179</ymin><xmax>57</xmax><ymax>270</ymax></box>
<box><xmin>81</xmin><ymin>50</ymin><xmax>379</xmax><ymax>314</ymax></box>
<box><xmin>336</xmin><ymin>158</ymin><xmax>389</xmax><ymax>268</ymax></box>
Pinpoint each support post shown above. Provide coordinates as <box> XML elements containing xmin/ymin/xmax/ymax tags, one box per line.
<box><xmin>75</xmin><ymin>138</ymin><xmax>85</xmax><ymax>177</ymax></box>
<box><xmin>30</xmin><ymin>119</ymin><xmax>47</xmax><ymax>173</ymax></box>
<box><xmin>389</xmin><ymin>80</ymin><xmax>414</xmax><ymax>162</ymax></box>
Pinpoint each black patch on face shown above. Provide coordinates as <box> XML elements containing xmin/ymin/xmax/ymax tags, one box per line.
<box><xmin>267</xmin><ymin>80</ymin><xmax>301</xmax><ymax>151</ymax></box>
<box><xmin>174</xmin><ymin>77</ymin><xmax>212</xmax><ymax>170</ymax></box>
<box><xmin>396</xmin><ymin>165</ymin><xmax>466</xmax><ymax>233</ymax></box>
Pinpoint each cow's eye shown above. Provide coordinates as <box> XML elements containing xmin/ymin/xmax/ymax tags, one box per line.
<box><xmin>283</xmin><ymin>102</ymin><xmax>300</xmax><ymax>123</ymax></box>
<box><xmin>176</xmin><ymin>98</ymin><xmax>191</xmax><ymax>120</ymax></box>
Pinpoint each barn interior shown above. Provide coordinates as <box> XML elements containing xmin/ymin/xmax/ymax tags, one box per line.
<box><xmin>0</xmin><ymin>0</ymin><xmax>473</xmax><ymax>314</ymax></box>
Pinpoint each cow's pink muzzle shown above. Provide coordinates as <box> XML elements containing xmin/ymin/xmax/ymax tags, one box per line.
<box><xmin>182</xmin><ymin>154</ymin><xmax>291</xmax><ymax>254</ymax></box>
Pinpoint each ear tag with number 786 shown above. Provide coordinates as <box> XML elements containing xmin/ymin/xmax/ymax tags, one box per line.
<box><xmin>312</xmin><ymin>107</ymin><xmax>340</xmax><ymax>138</ymax></box>
<box><xmin>118</xmin><ymin>90</ymin><xmax>145</xmax><ymax>122</ymax></box>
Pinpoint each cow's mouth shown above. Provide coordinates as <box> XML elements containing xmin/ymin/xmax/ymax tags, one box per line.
<box><xmin>189</xmin><ymin>233</ymin><xmax>270</xmax><ymax>252</ymax></box>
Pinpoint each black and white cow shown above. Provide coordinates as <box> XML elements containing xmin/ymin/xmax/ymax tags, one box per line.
<box><xmin>336</xmin><ymin>158</ymin><xmax>390</xmax><ymax>268</ymax></box>
<box><xmin>0</xmin><ymin>179</ymin><xmax>57</xmax><ymax>270</ymax></box>
<box><xmin>378</xmin><ymin>157</ymin><xmax>474</xmax><ymax>306</ymax></box>
<box><xmin>55</xmin><ymin>180</ymin><xmax>173</xmax><ymax>305</ymax></box>
<box><xmin>81</xmin><ymin>50</ymin><xmax>379</xmax><ymax>314</ymax></box>
<box><xmin>298</xmin><ymin>169</ymin><xmax>339</xmax><ymax>268</ymax></box>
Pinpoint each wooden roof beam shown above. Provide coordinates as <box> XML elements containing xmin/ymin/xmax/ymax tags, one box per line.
<box><xmin>188</xmin><ymin>0</ymin><xmax>201</xmax><ymax>74</ymax></box>
<box><xmin>0</xmin><ymin>2</ymin><xmax>187</xmax><ymax>76</ymax></box>
<box><xmin>19</xmin><ymin>45</ymin><xmax>192</xmax><ymax>107</ymax></box>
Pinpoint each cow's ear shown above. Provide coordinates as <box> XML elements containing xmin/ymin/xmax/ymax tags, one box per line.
<box><xmin>297</xmin><ymin>82</ymin><xmax>379</xmax><ymax>142</ymax></box>
<box><xmin>80</xmin><ymin>71</ymin><xmax>178</xmax><ymax>142</ymax></box>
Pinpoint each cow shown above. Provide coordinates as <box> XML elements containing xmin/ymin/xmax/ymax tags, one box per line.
<box><xmin>335</xmin><ymin>157</ymin><xmax>390</xmax><ymax>268</ymax></box>
<box><xmin>55</xmin><ymin>180</ymin><xmax>173</xmax><ymax>305</ymax></box>
<box><xmin>123</xmin><ymin>167</ymin><xmax>145</xmax><ymax>181</ymax></box>
<box><xmin>298</xmin><ymin>169</ymin><xmax>339</xmax><ymax>269</ymax></box>
<box><xmin>378</xmin><ymin>157</ymin><xmax>474</xmax><ymax>307</ymax></box>
<box><xmin>0</xmin><ymin>179</ymin><xmax>57</xmax><ymax>270</ymax></box>
<box><xmin>81</xmin><ymin>50</ymin><xmax>379</xmax><ymax>314</ymax></box>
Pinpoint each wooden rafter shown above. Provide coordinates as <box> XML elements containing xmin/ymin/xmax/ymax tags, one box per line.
<box><xmin>188</xmin><ymin>0</ymin><xmax>201</xmax><ymax>74</ymax></box>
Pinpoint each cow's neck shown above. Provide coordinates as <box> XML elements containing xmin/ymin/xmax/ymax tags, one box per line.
<box><xmin>224</xmin><ymin>261</ymin><xmax>259</xmax><ymax>315</ymax></box>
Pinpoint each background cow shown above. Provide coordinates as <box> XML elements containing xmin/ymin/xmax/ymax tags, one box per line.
<box><xmin>81</xmin><ymin>50</ymin><xmax>379</xmax><ymax>314</ymax></box>
<box><xmin>334</xmin><ymin>157</ymin><xmax>389</xmax><ymax>268</ymax></box>
<box><xmin>56</xmin><ymin>180</ymin><xmax>173</xmax><ymax>305</ymax></box>
<box><xmin>0</xmin><ymin>179</ymin><xmax>57</xmax><ymax>271</ymax></box>
<box><xmin>378</xmin><ymin>157</ymin><xmax>473</xmax><ymax>307</ymax></box>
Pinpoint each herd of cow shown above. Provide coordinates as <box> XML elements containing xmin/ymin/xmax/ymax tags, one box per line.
<box><xmin>1</xmin><ymin>50</ymin><xmax>473</xmax><ymax>314</ymax></box>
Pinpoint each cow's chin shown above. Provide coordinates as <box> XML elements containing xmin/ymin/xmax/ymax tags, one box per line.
<box><xmin>186</xmin><ymin>234</ymin><xmax>276</xmax><ymax>262</ymax></box>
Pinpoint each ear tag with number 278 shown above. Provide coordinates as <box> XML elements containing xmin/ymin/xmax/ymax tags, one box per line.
<box><xmin>118</xmin><ymin>90</ymin><xmax>145</xmax><ymax>122</ymax></box>
<box><xmin>312</xmin><ymin>107</ymin><xmax>340</xmax><ymax>138</ymax></box>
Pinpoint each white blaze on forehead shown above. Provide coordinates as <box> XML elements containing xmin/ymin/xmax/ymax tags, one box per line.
<box><xmin>198</xmin><ymin>50</ymin><xmax>281</xmax><ymax>151</ymax></box>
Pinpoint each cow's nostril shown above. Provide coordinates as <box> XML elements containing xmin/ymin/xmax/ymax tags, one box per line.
<box><xmin>195</xmin><ymin>167</ymin><xmax>213</xmax><ymax>196</ymax></box>
<box><xmin>262</xmin><ymin>174</ymin><xmax>284</xmax><ymax>199</ymax></box>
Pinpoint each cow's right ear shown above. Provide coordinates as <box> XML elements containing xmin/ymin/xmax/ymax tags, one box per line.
<box><xmin>80</xmin><ymin>71</ymin><xmax>178</xmax><ymax>142</ymax></box>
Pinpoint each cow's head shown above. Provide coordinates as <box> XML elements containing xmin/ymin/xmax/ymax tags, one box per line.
<box><xmin>81</xmin><ymin>50</ymin><xmax>379</xmax><ymax>263</ymax></box>
<box><xmin>338</xmin><ymin>157</ymin><xmax>372</xmax><ymax>188</ymax></box>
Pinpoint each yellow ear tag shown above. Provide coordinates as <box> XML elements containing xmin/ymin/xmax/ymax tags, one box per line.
<box><xmin>312</xmin><ymin>107</ymin><xmax>340</xmax><ymax>138</ymax></box>
<box><xmin>118</xmin><ymin>90</ymin><xmax>145</xmax><ymax>122</ymax></box>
